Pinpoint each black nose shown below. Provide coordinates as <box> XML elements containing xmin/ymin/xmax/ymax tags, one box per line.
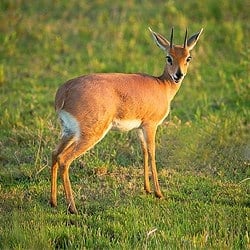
<box><xmin>175</xmin><ymin>69</ymin><xmax>183</xmax><ymax>79</ymax></box>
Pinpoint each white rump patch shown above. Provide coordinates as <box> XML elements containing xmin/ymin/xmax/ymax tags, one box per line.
<box><xmin>112</xmin><ymin>119</ymin><xmax>141</xmax><ymax>132</ymax></box>
<box><xmin>58</xmin><ymin>110</ymin><xmax>80</xmax><ymax>139</ymax></box>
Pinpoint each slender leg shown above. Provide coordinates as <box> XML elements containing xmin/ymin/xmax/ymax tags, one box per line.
<box><xmin>143</xmin><ymin>124</ymin><xmax>163</xmax><ymax>198</ymax></box>
<box><xmin>58</xmin><ymin>153</ymin><xmax>77</xmax><ymax>214</ymax></box>
<box><xmin>50</xmin><ymin>135</ymin><xmax>75</xmax><ymax>208</ymax></box>
<box><xmin>52</xmin><ymin>123</ymin><xmax>112</xmax><ymax>214</ymax></box>
<box><xmin>50</xmin><ymin>151</ymin><xmax>59</xmax><ymax>208</ymax></box>
<box><xmin>137</xmin><ymin>129</ymin><xmax>151</xmax><ymax>194</ymax></box>
<box><xmin>57</xmin><ymin>138</ymin><xmax>98</xmax><ymax>214</ymax></box>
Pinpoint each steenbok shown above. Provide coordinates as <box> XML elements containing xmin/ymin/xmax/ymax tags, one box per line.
<box><xmin>50</xmin><ymin>27</ymin><xmax>203</xmax><ymax>213</ymax></box>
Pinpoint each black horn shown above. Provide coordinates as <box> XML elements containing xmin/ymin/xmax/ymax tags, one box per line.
<box><xmin>170</xmin><ymin>27</ymin><xmax>174</xmax><ymax>49</ymax></box>
<box><xmin>183</xmin><ymin>28</ymin><xmax>188</xmax><ymax>48</ymax></box>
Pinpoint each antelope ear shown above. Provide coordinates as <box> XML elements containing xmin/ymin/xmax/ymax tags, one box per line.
<box><xmin>187</xmin><ymin>28</ymin><xmax>203</xmax><ymax>51</ymax></box>
<box><xmin>149</xmin><ymin>27</ymin><xmax>170</xmax><ymax>51</ymax></box>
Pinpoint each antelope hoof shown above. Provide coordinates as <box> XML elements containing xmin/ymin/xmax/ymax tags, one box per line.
<box><xmin>68</xmin><ymin>205</ymin><xmax>78</xmax><ymax>214</ymax></box>
<box><xmin>154</xmin><ymin>191</ymin><xmax>163</xmax><ymax>199</ymax></box>
<box><xmin>50</xmin><ymin>200</ymin><xmax>57</xmax><ymax>208</ymax></box>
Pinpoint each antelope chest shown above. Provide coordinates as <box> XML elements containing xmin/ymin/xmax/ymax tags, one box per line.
<box><xmin>158</xmin><ymin>105</ymin><xmax>171</xmax><ymax>125</ymax></box>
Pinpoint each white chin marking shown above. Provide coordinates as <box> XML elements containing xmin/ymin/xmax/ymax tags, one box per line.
<box><xmin>58</xmin><ymin>110</ymin><xmax>80</xmax><ymax>139</ymax></box>
<box><xmin>172</xmin><ymin>76</ymin><xmax>183</xmax><ymax>84</ymax></box>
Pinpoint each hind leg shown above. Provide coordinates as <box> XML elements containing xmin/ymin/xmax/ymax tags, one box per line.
<box><xmin>57</xmin><ymin>145</ymin><xmax>78</xmax><ymax>214</ymax></box>
<box><xmin>59</xmin><ymin>133</ymin><xmax>112</xmax><ymax>214</ymax></box>
<box><xmin>51</xmin><ymin>123</ymin><xmax>112</xmax><ymax>214</ymax></box>
<box><xmin>50</xmin><ymin>135</ymin><xmax>75</xmax><ymax>208</ymax></box>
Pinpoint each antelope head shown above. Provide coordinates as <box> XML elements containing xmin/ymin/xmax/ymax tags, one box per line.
<box><xmin>149</xmin><ymin>27</ymin><xmax>203</xmax><ymax>84</ymax></box>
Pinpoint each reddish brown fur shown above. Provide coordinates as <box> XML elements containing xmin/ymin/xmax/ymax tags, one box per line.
<box><xmin>50</xmin><ymin>28</ymin><xmax>203</xmax><ymax>213</ymax></box>
<box><xmin>56</xmin><ymin>73</ymin><xmax>178</xmax><ymax>123</ymax></box>
<box><xmin>167</xmin><ymin>46</ymin><xmax>190</xmax><ymax>76</ymax></box>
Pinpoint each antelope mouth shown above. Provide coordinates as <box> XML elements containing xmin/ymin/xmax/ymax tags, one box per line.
<box><xmin>172</xmin><ymin>75</ymin><xmax>183</xmax><ymax>84</ymax></box>
<box><xmin>171</xmin><ymin>75</ymin><xmax>185</xmax><ymax>84</ymax></box>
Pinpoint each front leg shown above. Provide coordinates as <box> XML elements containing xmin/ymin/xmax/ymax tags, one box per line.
<box><xmin>137</xmin><ymin>129</ymin><xmax>151</xmax><ymax>194</ymax></box>
<box><xmin>143</xmin><ymin>124</ymin><xmax>163</xmax><ymax>198</ymax></box>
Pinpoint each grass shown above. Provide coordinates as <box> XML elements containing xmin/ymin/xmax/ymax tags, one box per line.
<box><xmin>0</xmin><ymin>0</ymin><xmax>249</xmax><ymax>249</ymax></box>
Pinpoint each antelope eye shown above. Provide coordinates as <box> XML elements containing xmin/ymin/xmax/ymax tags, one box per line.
<box><xmin>166</xmin><ymin>56</ymin><xmax>173</xmax><ymax>65</ymax></box>
<box><xmin>186</xmin><ymin>56</ymin><xmax>192</xmax><ymax>62</ymax></box>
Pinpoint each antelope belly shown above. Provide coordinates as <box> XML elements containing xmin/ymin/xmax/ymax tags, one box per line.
<box><xmin>112</xmin><ymin>119</ymin><xmax>141</xmax><ymax>132</ymax></box>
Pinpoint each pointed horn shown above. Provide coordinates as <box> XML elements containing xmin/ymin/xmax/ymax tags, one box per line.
<box><xmin>170</xmin><ymin>27</ymin><xmax>174</xmax><ymax>49</ymax></box>
<box><xmin>184</xmin><ymin>28</ymin><xmax>188</xmax><ymax>48</ymax></box>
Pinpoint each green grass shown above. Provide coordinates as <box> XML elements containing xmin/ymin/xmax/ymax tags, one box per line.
<box><xmin>0</xmin><ymin>0</ymin><xmax>249</xmax><ymax>249</ymax></box>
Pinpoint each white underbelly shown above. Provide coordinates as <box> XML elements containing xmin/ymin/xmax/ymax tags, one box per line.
<box><xmin>112</xmin><ymin>119</ymin><xmax>141</xmax><ymax>132</ymax></box>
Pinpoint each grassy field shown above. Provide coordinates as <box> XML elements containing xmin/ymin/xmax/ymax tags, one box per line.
<box><xmin>0</xmin><ymin>0</ymin><xmax>249</xmax><ymax>249</ymax></box>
